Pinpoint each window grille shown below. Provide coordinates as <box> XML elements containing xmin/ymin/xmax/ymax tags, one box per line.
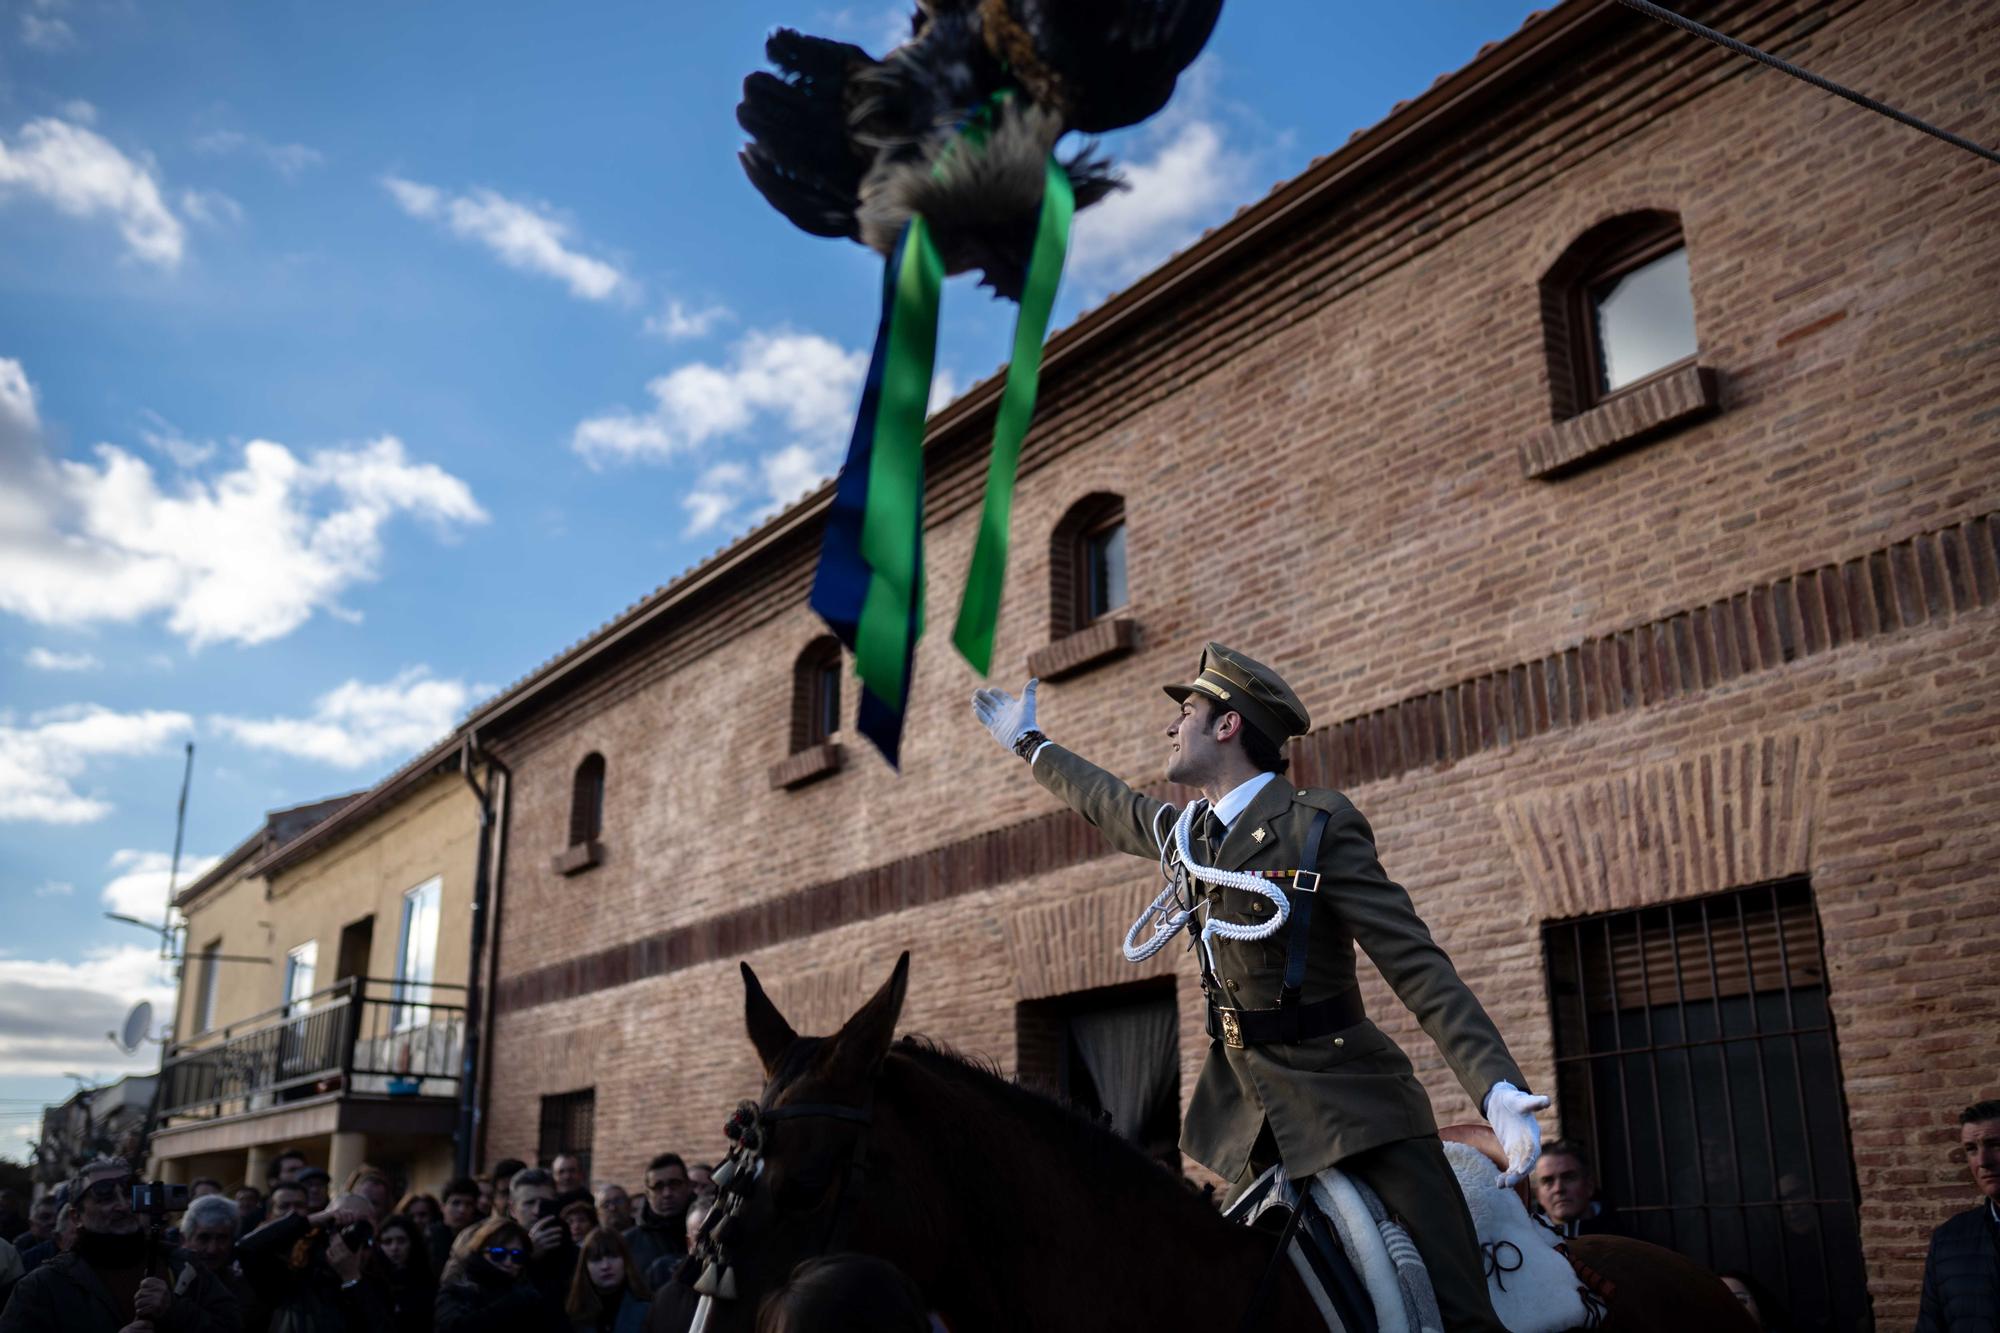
<box><xmin>538</xmin><ymin>1088</ymin><xmax>595</xmax><ymax>1181</ymax></box>
<box><xmin>1542</xmin><ymin>880</ymin><xmax>1867</xmax><ymax>1332</ymax></box>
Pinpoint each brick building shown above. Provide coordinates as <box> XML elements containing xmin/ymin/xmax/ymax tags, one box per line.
<box><xmin>460</xmin><ymin>2</ymin><xmax>1997</xmax><ymax>1327</ymax></box>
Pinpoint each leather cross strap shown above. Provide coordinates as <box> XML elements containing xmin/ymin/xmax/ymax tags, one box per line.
<box><xmin>1278</xmin><ymin>808</ymin><xmax>1331</xmax><ymax>1042</ymax></box>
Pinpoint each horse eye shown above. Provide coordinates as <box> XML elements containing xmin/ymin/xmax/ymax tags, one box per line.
<box><xmin>775</xmin><ymin>1168</ymin><xmax>833</xmax><ymax>1210</ymax></box>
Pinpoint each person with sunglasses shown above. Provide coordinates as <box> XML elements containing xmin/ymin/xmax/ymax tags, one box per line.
<box><xmin>435</xmin><ymin>1217</ymin><xmax>566</xmax><ymax>1333</ymax></box>
<box><xmin>0</xmin><ymin>1158</ymin><xmax>238</xmax><ymax>1333</ymax></box>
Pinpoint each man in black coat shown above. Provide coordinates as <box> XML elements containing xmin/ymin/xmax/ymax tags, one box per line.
<box><xmin>1918</xmin><ymin>1097</ymin><xmax>2000</xmax><ymax>1333</ymax></box>
<box><xmin>0</xmin><ymin>1159</ymin><xmax>238</xmax><ymax>1333</ymax></box>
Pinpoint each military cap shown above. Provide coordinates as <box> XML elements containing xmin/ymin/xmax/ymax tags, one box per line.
<box><xmin>1162</xmin><ymin>642</ymin><xmax>1310</xmax><ymax>743</ymax></box>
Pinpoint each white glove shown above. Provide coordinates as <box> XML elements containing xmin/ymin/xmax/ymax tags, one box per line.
<box><xmin>1483</xmin><ymin>1080</ymin><xmax>1551</xmax><ymax>1188</ymax></box>
<box><xmin>971</xmin><ymin>679</ymin><xmax>1039</xmax><ymax>754</ymax></box>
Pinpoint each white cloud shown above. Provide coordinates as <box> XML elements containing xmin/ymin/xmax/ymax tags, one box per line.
<box><xmin>211</xmin><ymin>667</ymin><xmax>475</xmax><ymax>769</ymax></box>
<box><xmin>384</xmin><ymin>175</ymin><xmax>628</xmax><ymax>301</ymax></box>
<box><xmin>58</xmin><ymin>100</ymin><xmax>97</xmax><ymax>125</ymax></box>
<box><xmin>574</xmin><ymin>330</ymin><xmax>866</xmax><ymax>464</ymax></box>
<box><xmin>0</xmin><ymin>704</ymin><xmax>192</xmax><ymax>824</ymax></box>
<box><xmin>644</xmin><ymin>299</ymin><xmax>732</xmax><ymax>342</ymax></box>
<box><xmin>682</xmin><ymin>462</ymin><xmax>751</xmax><ymax>537</ymax></box>
<box><xmin>0</xmin><ymin>359</ymin><xmax>487</xmax><ymax>647</ymax></box>
<box><xmin>24</xmin><ymin>647</ymin><xmax>100</xmax><ymax>672</ymax></box>
<box><xmin>99</xmin><ymin>848</ymin><xmax>220</xmax><ymax>928</ymax></box>
<box><xmin>179</xmin><ymin>187</ymin><xmax>243</xmax><ymax>228</ymax></box>
<box><xmin>19</xmin><ymin>13</ymin><xmax>74</xmax><ymax>50</ymax></box>
<box><xmin>192</xmin><ymin>130</ymin><xmax>323</xmax><ymax>179</ymax></box>
<box><xmin>34</xmin><ymin>880</ymin><xmax>73</xmax><ymax>897</ymax></box>
<box><xmin>581</xmin><ymin>334</ymin><xmax>971</xmax><ymax>538</ymax></box>
<box><xmin>1067</xmin><ymin>118</ymin><xmax>1250</xmax><ymax>293</ymax></box>
<box><xmin>136</xmin><ymin>409</ymin><xmax>217</xmax><ymax>469</ymax></box>
<box><xmin>0</xmin><ymin>117</ymin><xmax>184</xmax><ymax>267</ymax></box>
<box><xmin>0</xmin><ymin>943</ymin><xmax>178</xmax><ymax>1079</ymax></box>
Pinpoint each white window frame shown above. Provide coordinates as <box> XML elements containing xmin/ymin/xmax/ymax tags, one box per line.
<box><xmin>283</xmin><ymin>940</ymin><xmax>317</xmax><ymax>1015</ymax></box>
<box><xmin>392</xmin><ymin>876</ymin><xmax>441</xmax><ymax>1031</ymax></box>
<box><xmin>195</xmin><ymin>939</ymin><xmax>222</xmax><ymax>1033</ymax></box>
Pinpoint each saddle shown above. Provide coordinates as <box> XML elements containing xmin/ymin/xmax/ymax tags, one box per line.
<box><xmin>1224</xmin><ymin>1128</ymin><xmax>1601</xmax><ymax>1333</ymax></box>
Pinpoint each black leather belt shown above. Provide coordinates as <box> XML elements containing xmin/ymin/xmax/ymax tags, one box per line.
<box><xmin>1207</xmin><ymin>987</ymin><xmax>1365</xmax><ymax>1049</ymax></box>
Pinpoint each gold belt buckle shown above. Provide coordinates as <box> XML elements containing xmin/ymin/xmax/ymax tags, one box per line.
<box><xmin>1219</xmin><ymin>1007</ymin><xmax>1245</xmax><ymax>1049</ymax></box>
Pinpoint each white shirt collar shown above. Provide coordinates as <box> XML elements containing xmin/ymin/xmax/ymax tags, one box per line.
<box><xmin>1211</xmin><ymin>770</ymin><xmax>1279</xmax><ymax>829</ymax></box>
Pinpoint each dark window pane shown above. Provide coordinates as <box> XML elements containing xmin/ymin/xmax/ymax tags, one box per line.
<box><xmin>1086</xmin><ymin>522</ymin><xmax>1127</xmax><ymax>620</ymax></box>
<box><xmin>815</xmin><ymin>660</ymin><xmax>840</xmax><ymax>741</ymax></box>
<box><xmin>1592</xmin><ymin>245</ymin><xmax>1696</xmax><ymax>392</ymax></box>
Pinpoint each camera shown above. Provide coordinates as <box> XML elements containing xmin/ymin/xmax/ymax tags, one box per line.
<box><xmin>339</xmin><ymin>1218</ymin><xmax>375</xmax><ymax>1251</ymax></box>
<box><xmin>130</xmin><ymin>1181</ymin><xmax>190</xmax><ymax>1217</ymax></box>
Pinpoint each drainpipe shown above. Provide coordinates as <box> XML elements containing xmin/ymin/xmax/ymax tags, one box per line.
<box><xmin>454</xmin><ymin>734</ymin><xmax>511</xmax><ymax>1178</ymax></box>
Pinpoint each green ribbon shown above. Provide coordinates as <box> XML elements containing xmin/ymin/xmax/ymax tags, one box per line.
<box><xmin>951</xmin><ymin>156</ymin><xmax>1074</xmax><ymax>673</ymax></box>
<box><xmin>853</xmin><ymin>214</ymin><xmax>944</xmax><ymax>710</ymax></box>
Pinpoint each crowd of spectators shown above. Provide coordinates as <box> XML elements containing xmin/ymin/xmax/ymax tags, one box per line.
<box><xmin>2</xmin><ymin>1097</ymin><xmax>1992</xmax><ymax>1331</ymax></box>
<box><xmin>0</xmin><ymin>1145</ymin><xmax>722</xmax><ymax>1333</ymax></box>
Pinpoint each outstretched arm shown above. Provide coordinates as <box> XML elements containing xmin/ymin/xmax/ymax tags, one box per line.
<box><xmin>972</xmin><ymin>681</ymin><xmax>1172</xmax><ymax>859</ymax></box>
<box><xmin>1316</xmin><ymin>797</ymin><xmax>1545</xmax><ymax>1181</ymax></box>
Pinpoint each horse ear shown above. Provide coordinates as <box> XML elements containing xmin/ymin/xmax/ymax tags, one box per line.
<box><xmin>826</xmin><ymin>951</ymin><xmax>910</xmax><ymax>1079</ymax></box>
<box><xmin>742</xmin><ymin>961</ymin><xmax>798</xmax><ymax>1077</ymax></box>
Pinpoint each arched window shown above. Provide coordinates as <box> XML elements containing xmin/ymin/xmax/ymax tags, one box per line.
<box><xmin>568</xmin><ymin>753</ymin><xmax>605</xmax><ymax>848</ymax></box>
<box><xmin>791</xmin><ymin>636</ymin><xmax>843</xmax><ymax>754</ymax></box>
<box><xmin>1540</xmin><ymin>211</ymin><xmax>1698</xmax><ymax>418</ymax></box>
<box><xmin>1049</xmin><ymin>493</ymin><xmax>1128</xmax><ymax>640</ymax></box>
<box><xmin>1523</xmin><ymin>210</ymin><xmax>1716</xmax><ymax>478</ymax></box>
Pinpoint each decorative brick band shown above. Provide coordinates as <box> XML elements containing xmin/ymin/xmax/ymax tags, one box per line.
<box><xmin>1496</xmin><ymin>726</ymin><xmax>1828</xmax><ymax>921</ymax></box>
<box><xmin>1281</xmin><ymin>510</ymin><xmax>2000</xmax><ymax>793</ymax></box>
<box><xmin>494</xmin><ymin>510</ymin><xmax>2000</xmax><ymax>1016</ymax></box>
<box><xmin>1519</xmin><ymin>362</ymin><xmax>1720</xmax><ymax>478</ymax></box>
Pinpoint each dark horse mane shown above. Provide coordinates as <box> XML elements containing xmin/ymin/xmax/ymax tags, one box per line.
<box><xmin>884</xmin><ymin>1034</ymin><xmax>1217</xmax><ymax>1213</ymax></box>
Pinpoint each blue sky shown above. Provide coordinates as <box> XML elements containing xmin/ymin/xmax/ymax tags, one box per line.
<box><xmin>0</xmin><ymin>0</ymin><xmax>1544</xmax><ymax>1154</ymax></box>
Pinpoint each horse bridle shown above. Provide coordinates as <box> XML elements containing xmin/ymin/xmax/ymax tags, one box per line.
<box><xmin>684</xmin><ymin>1091</ymin><xmax>878</xmax><ymax>1304</ymax></box>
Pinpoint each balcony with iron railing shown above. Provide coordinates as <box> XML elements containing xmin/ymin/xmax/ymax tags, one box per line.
<box><xmin>158</xmin><ymin>977</ymin><xmax>466</xmax><ymax>1125</ymax></box>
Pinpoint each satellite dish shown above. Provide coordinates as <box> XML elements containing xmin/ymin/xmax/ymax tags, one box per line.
<box><xmin>116</xmin><ymin>1001</ymin><xmax>154</xmax><ymax>1055</ymax></box>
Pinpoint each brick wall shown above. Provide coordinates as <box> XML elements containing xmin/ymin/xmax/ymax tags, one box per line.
<box><xmin>476</xmin><ymin>1</ymin><xmax>1998</xmax><ymax>1323</ymax></box>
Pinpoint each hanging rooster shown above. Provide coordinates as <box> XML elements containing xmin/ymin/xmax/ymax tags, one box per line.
<box><xmin>737</xmin><ymin>0</ymin><xmax>1224</xmax><ymax>300</ymax></box>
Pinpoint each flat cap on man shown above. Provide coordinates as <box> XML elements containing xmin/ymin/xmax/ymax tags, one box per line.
<box><xmin>1162</xmin><ymin>642</ymin><xmax>1311</xmax><ymax>744</ymax></box>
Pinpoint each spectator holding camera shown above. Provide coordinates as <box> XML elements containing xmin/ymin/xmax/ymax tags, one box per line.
<box><xmin>508</xmin><ymin>1170</ymin><xmax>576</xmax><ymax>1312</ymax></box>
<box><xmin>366</xmin><ymin>1214</ymin><xmax>435</xmax><ymax>1333</ymax></box>
<box><xmin>489</xmin><ymin>1162</ymin><xmax>528</xmax><ymax>1221</ymax></box>
<box><xmin>434</xmin><ymin>1217</ymin><xmax>565</xmax><ymax>1333</ymax></box>
<box><xmin>233</xmin><ymin>1189</ymin><xmax>391</xmax><ymax>1333</ymax></box>
<box><xmin>0</xmin><ymin>1157</ymin><xmax>238</xmax><ymax>1333</ymax></box>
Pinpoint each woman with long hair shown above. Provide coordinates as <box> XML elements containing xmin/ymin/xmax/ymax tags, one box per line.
<box><xmin>564</xmin><ymin>1226</ymin><xmax>651</xmax><ymax>1332</ymax></box>
<box><xmin>366</xmin><ymin>1212</ymin><xmax>437</xmax><ymax>1332</ymax></box>
<box><xmin>435</xmin><ymin>1215</ymin><xmax>567</xmax><ymax>1333</ymax></box>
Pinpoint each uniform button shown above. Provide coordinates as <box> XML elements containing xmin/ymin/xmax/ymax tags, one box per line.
<box><xmin>1334</xmin><ymin>1037</ymin><xmax>1345</xmax><ymax>1047</ymax></box>
<box><xmin>1225</xmin><ymin>979</ymin><xmax>1240</xmax><ymax>993</ymax></box>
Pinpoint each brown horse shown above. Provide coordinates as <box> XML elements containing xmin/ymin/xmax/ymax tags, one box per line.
<box><xmin>682</xmin><ymin>953</ymin><xmax>1754</xmax><ymax>1333</ymax></box>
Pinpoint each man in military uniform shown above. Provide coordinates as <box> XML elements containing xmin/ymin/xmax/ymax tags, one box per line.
<box><xmin>973</xmin><ymin>644</ymin><xmax>1547</xmax><ymax>1333</ymax></box>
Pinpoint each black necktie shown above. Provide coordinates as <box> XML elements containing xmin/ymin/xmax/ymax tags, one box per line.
<box><xmin>1202</xmin><ymin>810</ymin><xmax>1226</xmax><ymax>854</ymax></box>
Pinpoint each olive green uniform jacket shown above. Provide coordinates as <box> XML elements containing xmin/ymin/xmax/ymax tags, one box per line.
<box><xmin>1034</xmin><ymin>744</ymin><xmax>1527</xmax><ymax>1182</ymax></box>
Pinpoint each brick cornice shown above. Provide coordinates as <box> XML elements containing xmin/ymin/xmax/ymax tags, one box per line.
<box><xmin>493</xmin><ymin>509</ymin><xmax>2000</xmax><ymax>1017</ymax></box>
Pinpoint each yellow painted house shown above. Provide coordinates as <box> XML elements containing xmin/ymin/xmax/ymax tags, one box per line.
<box><xmin>150</xmin><ymin>749</ymin><xmax>484</xmax><ymax>1196</ymax></box>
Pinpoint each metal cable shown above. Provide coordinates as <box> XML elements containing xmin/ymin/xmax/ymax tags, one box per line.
<box><xmin>1614</xmin><ymin>0</ymin><xmax>2000</xmax><ymax>166</ymax></box>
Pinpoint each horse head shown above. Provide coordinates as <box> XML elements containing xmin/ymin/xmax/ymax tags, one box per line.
<box><xmin>685</xmin><ymin>952</ymin><xmax>916</xmax><ymax>1329</ymax></box>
